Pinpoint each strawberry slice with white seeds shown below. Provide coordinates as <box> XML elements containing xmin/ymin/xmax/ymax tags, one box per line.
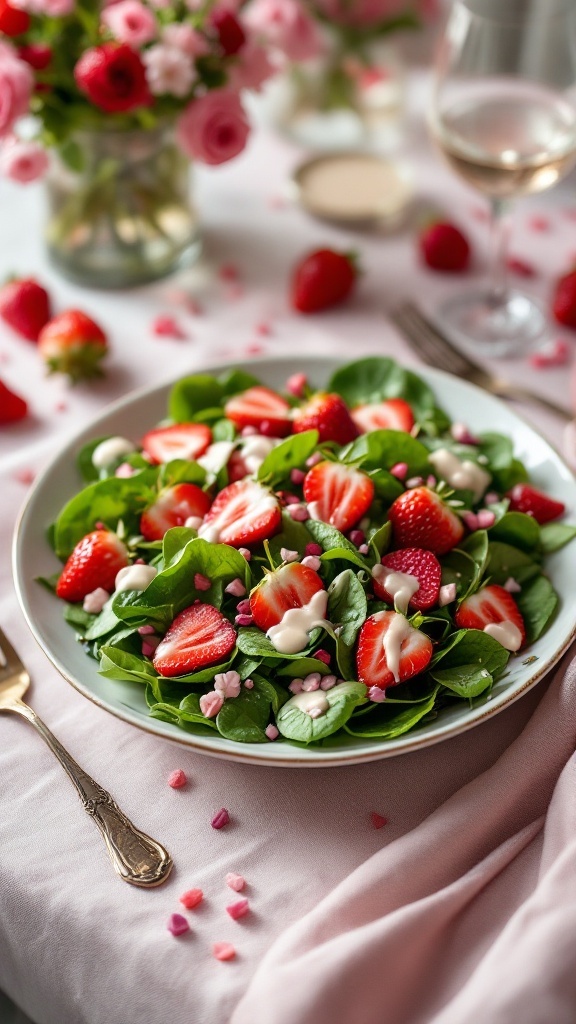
<box><xmin>455</xmin><ymin>585</ymin><xmax>526</xmax><ymax>650</ymax></box>
<box><xmin>141</xmin><ymin>423</ymin><xmax>212</xmax><ymax>464</ymax></box>
<box><xmin>250</xmin><ymin>561</ymin><xmax>325</xmax><ymax>632</ymax></box>
<box><xmin>56</xmin><ymin>529</ymin><xmax>129</xmax><ymax>603</ymax></box>
<box><xmin>303</xmin><ymin>460</ymin><xmax>374</xmax><ymax>533</ymax></box>
<box><xmin>388</xmin><ymin>486</ymin><xmax>464</xmax><ymax>555</ymax></box>
<box><xmin>351</xmin><ymin>399</ymin><xmax>414</xmax><ymax>434</ymax></box>
<box><xmin>224</xmin><ymin>386</ymin><xmax>292</xmax><ymax>438</ymax></box>
<box><xmin>506</xmin><ymin>483</ymin><xmax>565</xmax><ymax>524</ymax></box>
<box><xmin>140</xmin><ymin>483</ymin><xmax>212</xmax><ymax>541</ymax></box>
<box><xmin>153</xmin><ymin>603</ymin><xmax>237</xmax><ymax>677</ymax></box>
<box><xmin>373</xmin><ymin>547</ymin><xmax>441</xmax><ymax>612</ymax></box>
<box><xmin>199</xmin><ymin>479</ymin><xmax>281</xmax><ymax>547</ymax></box>
<box><xmin>356</xmin><ymin>610</ymin><xmax>433</xmax><ymax>689</ymax></box>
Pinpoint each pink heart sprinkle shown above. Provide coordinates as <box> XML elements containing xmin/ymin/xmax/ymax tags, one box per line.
<box><xmin>179</xmin><ymin>888</ymin><xmax>203</xmax><ymax>909</ymax></box>
<box><xmin>226</xmin><ymin>898</ymin><xmax>249</xmax><ymax>920</ymax></box>
<box><xmin>370</xmin><ymin>812</ymin><xmax>388</xmax><ymax>830</ymax></box>
<box><xmin>167</xmin><ymin>913</ymin><xmax>190</xmax><ymax>936</ymax></box>
<box><xmin>226</xmin><ymin>872</ymin><xmax>245</xmax><ymax>892</ymax></box>
<box><xmin>213</xmin><ymin>941</ymin><xmax>236</xmax><ymax>961</ymax></box>
<box><xmin>211</xmin><ymin>807</ymin><xmax>230</xmax><ymax>830</ymax></box>
<box><xmin>168</xmin><ymin>768</ymin><xmax>187</xmax><ymax>789</ymax></box>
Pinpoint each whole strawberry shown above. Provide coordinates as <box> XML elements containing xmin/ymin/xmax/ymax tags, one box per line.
<box><xmin>419</xmin><ymin>221</ymin><xmax>470</xmax><ymax>273</ymax></box>
<box><xmin>293</xmin><ymin>392</ymin><xmax>359</xmax><ymax>446</ymax></box>
<box><xmin>0</xmin><ymin>278</ymin><xmax>51</xmax><ymax>341</ymax></box>
<box><xmin>552</xmin><ymin>269</ymin><xmax>576</xmax><ymax>328</ymax></box>
<box><xmin>291</xmin><ymin>249</ymin><xmax>357</xmax><ymax>313</ymax></box>
<box><xmin>0</xmin><ymin>379</ymin><xmax>28</xmax><ymax>424</ymax></box>
<box><xmin>38</xmin><ymin>309</ymin><xmax>108</xmax><ymax>383</ymax></box>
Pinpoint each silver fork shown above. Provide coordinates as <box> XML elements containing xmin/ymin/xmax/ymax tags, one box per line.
<box><xmin>391</xmin><ymin>302</ymin><xmax>572</xmax><ymax>421</ymax></box>
<box><xmin>0</xmin><ymin>626</ymin><xmax>173</xmax><ymax>887</ymax></box>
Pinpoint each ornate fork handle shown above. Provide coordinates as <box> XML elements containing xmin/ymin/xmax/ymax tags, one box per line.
<box><xmin>11</xmin><ymin>699</ymin><xmax>173</xmax><ymax>887</ymax></box>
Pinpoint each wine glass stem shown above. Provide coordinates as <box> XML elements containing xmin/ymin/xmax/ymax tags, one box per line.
<box><xmin>489</xmin><ymin>198</ymin><xmax>511</xmax><ymax>307</ymax></box>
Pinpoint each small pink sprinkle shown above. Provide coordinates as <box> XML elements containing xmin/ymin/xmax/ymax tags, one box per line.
<box><xmin>390</xmin><ymin>462</ymin><xmax>408</xmax><ymax>480</ymax></box>
<box><xmin>211</xmin><ymin>807</ymin><xmax>230</xmax><ymax>830</ymax></box>
<box><xmin>200</xmin><ymin>691</ymin><xmax>224</xmax><ymax>719</ymax></box>
<box><xmin>290</xmin><ymin>467</ymin><xmax>305</xmax><ymax>485</ymax></box>
<box><xmin>14</xmin><ymin>467</ymin><xmax>35</xmax><ymax>485</ymax></box>
<box><xmin>406</xmin><ymin>476</ymin><xmax>424</xmax><ymax>488</ymax></box>
<box><xmin>245</xmin><ymin>342</ymin><xmax>263</xmax><ymax>354</ymax></box>
<box><xmin>135</xmin><ymin>557</ymin><xmax>145</xmax><ymax>564</ymax></box>
<box><xmin>241</xmin><ymin>425</ymin><xmax>258</xmax><ymax>436</ymax></box>
<box><xmin>179</xmin><ymin>888</ymin><xmax>203</xmax><ymax>909</ymax></box>
<box><xmin>212</xmin><ymin>941</ymin><xmax>236</xmax><ymax>961</ymax></box>
<box><xmin>320</xmin><ymin>674</ymin><xmax>337</xmax><ymax>690</ymax></box>
<box><xmin>286</xmin><ymin>372</ymin><xmax>307</xmax><ymax>397</ymax></box>
<box><xmin>226</xmin><ymin>873</ymin><xmax>245</xmax><ymax>892</ymax></box>
<box><xmin>115</xmin><ymin>462</ymin><xmax>135</xmax><ymax>478</ymax></box>
<box><xmin>255</xmin><ymin>321</ymin><xmax>272</xmax><ymax>336</ymax></box>
<box><xmin>282</xmin><ymin>493</ymin><xmax>300</xmax><ymax>505</ymax></box>
<box><xmin>504</xmin><ymin>576</ymin><xmax>522</xmax><ymax>593</ymax></box>
<box><xmin>484</xmin><ymin>491</ymin><xmax>499</xmax><ymax>506</ymax></box>
<box><xmin>54</xmin><ymin>400</ymin><xmax>67</xmax><ymax>412</ymax></box>
<box><xmin>151</xmin><ymin>315</ymin><xmax>188</xmax><ymax>339</ymax></box>
<box><xmin>305</xmin><ymin>543</ymin><xmax>323</xmax><ymax>557</ymax></box>
<box><xmin>288</xmin><ymin>678</ymin><xmax>303</xmax><ymax>694</ymax></box>
<box><xmin>168</xmin><ymin>769</ymin><xmax>187</xmax><ymax>789</ymax></box>
<box><xmin>463</xmin><ymin>511</ymin><xmax>479</xmax><ymax>531</ymax></box>
<box><xmin>244</xmin><ymin>678</ymin><xmax>254</xmax><ymax>689</ymax></box>
<box><xmin>82</xmin><ymin>588</ymin><xmax>110</xmax><ymax>614</ymax></box>
<box><xmin>265</xmin><ymin>724</ymin><xmax>279</xmax><ymax>741</ymax></box>
<box><xmin>236</xmin><ymin>599</ymin><xmax>251</xmax><ymax>615</ymax></box>
<box><xmin>194</xmin><ymin>573</ymin><xmax>211</xmax><ymax>591</ymax></box>
<box><xmin>349</xmin><ymin>530</ymin><xmax>365</xmax><ymax>547</ymax></box>
<box><xmin>167</xmin><ymin>913</ymin><xmax>190</xmax><ymax>936</ymax></box>
<box><xmin>302</xmin><ymin>672</ymin><xmax>322</xmax><ymax>691</ymax></box>
<box><xmin>314</xmin><ymin>649</ymin><xmax>331</xmax><ymax>665</ymax></box>
<box><xmin>450</xmin><ymin>422</ymin><xmax>480</xmax><ymax>445</ymax></box>
<box><xmin>218</xmin><ymin>262</ymin><xmax>240</xmax><ymax>282</ymax></box>
<box><xmin>287</xmin><ymin>504</ymin><xmax>309</xmax><ymax>521</ymax></box>
<box><xmin>370</xmin><ymin>811</ymin><xmax>388</xmax><ymax>829</ymax></box>
<box><xmin>301</xmin><ymin>555</ymin><xmax>321</xmax><ymax>570</ymax></box>
<box><xmin>226</xmin><ymin>898</ymin><xmax>249</xmax><ymax>920</ymax></box>
<box><xmin>477</xmin><ymin>509</ymin><xmax>495</xmax><ymax>529</ymax></box>
<box><xmin>529</xmin><ymin>338</ymin><xmax>571</xmax><ymax>369</ymax></box>
<box><xmin>426</xmin><ymin>475</ymin><xmax>437</xmax><ymax>488</ymax></box>
<box><xmin>358</xmin><ymin>544</ymin><xmax>369</xmax><ymax>554</ymax></box>
<box><xmin>95</xmin><ymin>521</ymin><xmax>105</xmax><ymax>530</ymax></box>
<box><xmin>142</xmin><ymin>637</ymin><xmax>160</xmax><ymax>657</ymax></box>
<box><xmin>239</xmin><ymin>547</ymin><xmax>252</xmax><ymax>561</ymax></box>
<box><xmin>225</xmin><ymin>578</ymin><xmax>246</xmax><ymax>597</ymax></box>
<box><xmin>214</xmin><ymin>670</ymin><xmax>241</xmax><ymax>699</ymax></box>
<box><xmin>280</xmin><ymin>547</ymin><xmax>299</xmax><ymax>562</ymax></box>
<box><xmin>368</xmin><ymin>686</ymin><xmax>386</xmax><ymax>702</ymax></box>
<box><xmin>528</xmin><ymin>215</ymin><xmax>550</xmax><ymax>232</ymax></box>
<box><xmin>235</xmin><ymin>613</ymin><xmax>254</xmax><ymax>626</ymax></box>
<box><xmin>439</xmin><ymin>583</ymin><xmax>457</xmax><ymax>607</ymax></box>
<box><xmin>507</xmin><ymin>256</ymin><xmax>537</xmax><ymax>278</ymax></box>
<box><xmin>306</xmin><ymin>452</ymin><xmax>323</xmax><ymax>468</ymax></box>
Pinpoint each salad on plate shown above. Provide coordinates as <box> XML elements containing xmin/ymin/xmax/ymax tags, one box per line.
<box><xmin>42</xmin><ymin>357</ymin><xmax>576</xmax><ymax>749</ymax></box>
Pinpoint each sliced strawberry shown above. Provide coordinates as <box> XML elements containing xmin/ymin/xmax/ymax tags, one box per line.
<box><xmin>506</xmin><ymin>483</ymin><xmax>565</xmax><ymax>525</ymax></box>
<box><xmin>293</xmin><ymin>392</ymin><xmax>359</xmax><ymax>446</ymax></box>
<box><xmin>56</xmin><ymin>530</ymin><xmax>129</xmax><ymax>603</ymax></box>
<box><xmin>374</xmin><ymin>548</ymin><xmax>441</xmax><ymax>611</ymax></box>
<box><xmin>356</xmin><ymin>610</ymin><xmax>433</xmax><ymax>689</ymax></box>
<box><xmin>141</xmin><ymin>423</ymin><xmax>212</xmax><ymax>464</ymax></box>
<box><xmin>388</xmin><ymin>486</ymin><xmax>464</xmax><ymax>555</ymax></box>
<box><xmin>250</xmin><ymin>562</ymin><xmax>325</xmax><ymax>633</ymax></box>
<box><xmin>351</xmin><ymin>399</ymin><xmax>414</xmax><ymax>434</ymax></box>
<box><xmin>455</xmin><ymin>584</ymin><xmax>526</xmax><ymax>650</ymax></box>
<box><xmin>140</xmin><ymin>483</ymin><xmax>212</xmax><ymax>541</ymax></box>
<box><xmin>224</xmin><ymin>386</ymin><xmax>292</xmax><ymax>438</ymax></box>
<box><xmin>153</xmin><ymin>603</ymin><xmax>236</xmax><ymax>677</ymax></box>
<box><xmin>303</xmin><ymin>460</ymin><xmax>374</xmax><ymax>533</ymax></box>
<box><xmin>199</xmin><ymin>478</ymin><xmax>281</xmax><ymax>547</ymax></box>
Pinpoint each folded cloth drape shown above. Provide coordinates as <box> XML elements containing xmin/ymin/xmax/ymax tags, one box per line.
<box><xmin>231</xmin><ymin>649</ymin><xmax>576</xmax><ymax>1024</ymax></box>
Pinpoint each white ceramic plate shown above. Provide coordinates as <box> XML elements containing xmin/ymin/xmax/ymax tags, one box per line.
<box><xmin>12</xmin><ymin>356</ymin><xmax>576</xmax><ymax>767</ymax></box>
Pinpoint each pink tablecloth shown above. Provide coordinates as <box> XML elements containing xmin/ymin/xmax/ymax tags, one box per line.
<box><xmin>1</xmin><ymin>75</ymin><xmax>576</xmax><ymax>1024</ymax></box>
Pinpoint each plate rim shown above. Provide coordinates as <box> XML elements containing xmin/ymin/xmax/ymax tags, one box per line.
<box><xmin>12</xmin><ymin>354</ymin><xmax>576</xmax><ymax>767</ymax></box>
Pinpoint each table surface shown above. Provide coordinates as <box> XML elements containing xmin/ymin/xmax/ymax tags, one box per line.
<box><xmin>1</xmin><ymin>71</ymin><xmax>575</xmax><ymax>1024</ymax></box>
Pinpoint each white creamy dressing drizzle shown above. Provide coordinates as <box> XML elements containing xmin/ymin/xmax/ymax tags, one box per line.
<box><xmin>483</xmin><ymin>621</ymin><xmax>523</xmax><ymax>651</ymax></box>
<box><xmin>383</xmin><ymin>612</ymin><xmax>414</xmax><ymax>684</ymax></box>
<box><xmin>288</xmin><ymin>690</ymin><xmax>330</xmax><ymax>717</ymax></box>
<box><xmin>267</xmin><ymin>590</ymin><xmax>330</xmax><ymax>655</ymax></box>
<box><xmin>198</xmin><ymin>523</ymin><xmax>221</xmax><ymax>543</ymax></box>
<box><xmin>197</xmin><ymin>441</ymin><xmax>236</xmax><ymax>475</ymax></box>
<box><xmin>241</xmin><ymin>435</ymin><xmax>277</xmax><ymax>474</ymax></box>
<box><xmin>372</xmin><ymin>564</ymin><xmax>419</xmax><ymax>614</ymax></box>
<box><xmin>92</xmin><ymin>436</ymin><xmax>135</xmax><ymax>469</ymax></box>
<box><xmin>115</xmin><ymin>564</ymin><xmax>157</xmax><ymax>593</ymax></box>
<box><xmin>428</xmin><ymin>448</ymin><xmax>491</xmax><ymax>503</ymax></box>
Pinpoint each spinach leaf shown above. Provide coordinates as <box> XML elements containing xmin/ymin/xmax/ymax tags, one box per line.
<box><xmin>236</xmin><ymin>626</ymin><xmax>322</xmax><ymax>659</ymax></box>
<box><xmin>77</xmin><ymin>437</ymin><xmax>115</xmax><ymax>482</ymax></box>
<box><xmin>369</xmin><ymin>521</ymin><xmax>392</xmax><ymax>561</ymax></box>
<box><xmin>368</xmin><ymin>469</ymin><xmax>404</xmax><ymax>504</ymax></box>
<box><xmin>306</xmin><ymin>520</ymin><xmax>370</xmax><ymax>570</ymax></box>
<box><xmin>441</xmin><ymin>548</ymin><xmax>478</xmax><ymax>599</ymax></box>
<box><xmin>257</xmin><ymin>431</ymin><xmax>318</xmax><ymax>487</ymax></box>
<box><xmin>99</xmin><ymin>645</ymin><xmax>159</xmax><ymax>686</ymax></box>
<box><xmin>515</xmin><ymin>575</ymin><xmax>559</xmax><ymax>643</ymax></box>
<box><xmin>327</xmin><ymin>570</ymin><xmax>367</xmax><ymax>646</ymax></box>
<box><xmin>489</xmin><ymin>512</ymin><xmax>540</xmax><ymax>552</ymax></box>
<box><xmin>268</xmin><ymin>512</ymin><xmax>314</xmax><ymax>563</ymax></box>
<box><xmin>430</xmin><ymin>628</ymin><xmax>509</xmax><ymax>697</ymax></box>
<box><xmin>168</xmin><ymin>374</ymin><xmax>224</xmax><ymax>422</ymax></box>
<box><xmin>219</xmin><ymin>369</ymin><xmax>261</xmax><ymax>396</ymax></box>
<box><xmin>53</xmin><ymin>469</ymin><xmax>158</xmax><ymax>558</ymax></box>
<box><xmin>327</xmin><ymin>357</ymin><xmax>439</xmax><ymax>424</ymax></box>
<box><xmin>277</xmin><ymin>658</ymin><xmax>331</xmax><ymax>678</ymax></box>
<box><xmin>341</xmin><ymin>429</ymin><xmax>430</xmax><ymax>476</ymax></box>
<box><xmin>539</xmin><ymin>522</ymin><xmax>576</xmax><ymax>554</ymax></box>
<box><xmin>212</xmin><ymin>418</ymin><xmax>237</xmax><ymax>442</ymax></box>
<box><xmin>276</xmin><ymin>681</ymin><xmax>367</xmax><ymax>743</ymax></box>
<box><xmin>216</xmin><ymin>681</ymin><xmax>272</xmax><ymax>742</ymax></box>
<box><xmin>344</xmin><ymin>686</ymin><xmax>439</xmax><ymax>738</ymax></box>
<box><xmin>485</xmin><ymin>541</ymin><xmax>540</xmax><ymax>586</ymax></box>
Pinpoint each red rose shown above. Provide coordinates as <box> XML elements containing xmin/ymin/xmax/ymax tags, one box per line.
<box><xmin>211</xmin><ymin>8</ymin><xmax>246</xmax><ymax>55</ymax></box>
<box><xmin>18</xmin><ymin>44</ymin><xmax>52</xmax><ymax>71</ymax></box>
<box><xmin>74</xmin><ymin>43</ymin><xmax>151</xmax><ymax>114</ymax></box>
<box><xmin>0</xmin><ymin>0</ymin><xmax>29</xmax><ymax>36</ymax></box>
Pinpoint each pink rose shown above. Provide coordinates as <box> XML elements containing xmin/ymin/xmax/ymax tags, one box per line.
<box><xmin>0</xmin><ymin>55</ymin><xmax>33</xmax><ymax>139</ymax></box>
<box><xmin>143</xmin><ymin>44</ymin><xmax>195</xmax><ymax>97</ymax></box>
<box><xmin>176</xmin><ymin>88</ymin><xmax>250</xmax><ymax>165</ymax></box>
<box><xmin>245</xmin><ymin>0</ymin><xmax>322</xmax><ymax>61</ymax></box>
<box><xmin>228</xmin><ymin>39</ymin><xmax>275</xmax><ymax>91</ymax></box>
<box><xmin>162</xmin><ymin>22</ymin><xmax>208</xmax><ymax>57</ymax></box>
<box><xmin>15</xmin><ymin>0</ymin><xmax>75</xmax><ymax>14</ymax></box>
<box><xmin>314</xmin><ymin>0</ymin><xmax>436</xmax><ymax>26</ymax></box>
<box><xmin>101</xmin><ymin>0</ymin><xmax>156</xmax><ymax>46</ymax></box>
<box><xmin>0</xmin><ymin>138</ymin><xmax>49</xmax><ymax>183</ymax></box>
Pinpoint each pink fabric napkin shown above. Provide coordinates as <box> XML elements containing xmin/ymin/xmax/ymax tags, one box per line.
<box><xmin>232</xmin><ymin>649</ymin><xmax>576</xmax><ymax>1024</ymax></box>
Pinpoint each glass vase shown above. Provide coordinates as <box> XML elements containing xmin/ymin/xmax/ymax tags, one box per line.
<box><xmin>45</xmin><ymin>124</ymin><xmax>201</xmax><ymax>289</ymax></box>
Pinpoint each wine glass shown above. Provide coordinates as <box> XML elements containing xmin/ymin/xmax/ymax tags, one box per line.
<box><xmin>428</xmin><ymin>0</ymin><xmax>576</xmax><ymax>356</ymax></box>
